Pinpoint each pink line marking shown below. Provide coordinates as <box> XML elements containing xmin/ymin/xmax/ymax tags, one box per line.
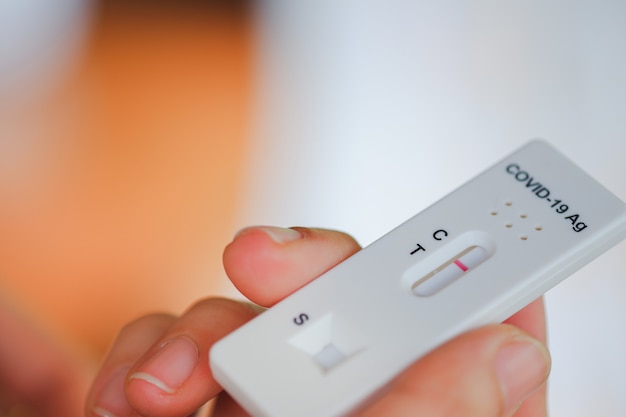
<box><xmin>454</xmin><ymin>259</ymin><xmax>468</xmax><ymax>272</ymax></box>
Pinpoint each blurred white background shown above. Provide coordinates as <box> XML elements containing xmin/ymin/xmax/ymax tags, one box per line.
<box><xmin>241</xmin><ymin>1</ymin><xmax>626</xmax><ymax>416</ymax></box>
<box><xmin>0</xmin><ymin>0</ymin><xmax>94</xmax><ymax>192</ymax></box>
<box><xmin>0</xmin><ymin>0</ymin><xmax>92</xmax><ymax>103</ymax></box>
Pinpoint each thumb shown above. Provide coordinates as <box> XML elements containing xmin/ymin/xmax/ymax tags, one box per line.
<box><xmin>358</xmin><ymin>324</ymin><xmax>550</xmax><ymax>417</ymax></box>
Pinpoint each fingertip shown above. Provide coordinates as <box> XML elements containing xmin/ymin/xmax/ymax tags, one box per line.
<box><xmin>123</xmin><ymin>340</ymin><xmax>215</xmax><ymax>417</ymax></box>
<box><xmin>504</xmin><ymin>297</ymin><xmax>547</xmax><ymax>344</ymax></box>
<box><xmin>494</xmin><ymin>333</ymin><xmax>551</xmax><ymax>413</ymax></box>
<box><xmin>223</xmin><ymin>228</ymin><xmax>291</xmax><ymax>306</ymax></box>
<box><xmin>223</xmin><ymin>226</ymin><xmax>361</xmax><ymax>306</ymax></box>
<box><xmin>128</xmin><ymin>336</ymin><xmax>199</xmax><ymax>395</ymax></box>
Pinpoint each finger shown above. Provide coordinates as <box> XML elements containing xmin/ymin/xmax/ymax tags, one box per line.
<box><xmin>504</xmin><ymin>298</ymin><xmax>546</xmax><ymax>343</ymax></box>
<box><xmin>357</xmin><ymin>324</ymin><xmax>550</xmax><ymax>417</ymax></box>
<box><xmin>86</xmin><ymin>313</ymin><xmax>176</xmax><ymax>417</ymax></box>
<box><xmin>503</xmin><ymin>298</ymin><xmax>547</xmax><ymax>417</ymax></box>
<box><xmin>223</xmin><ymin>226</ymin><xmax>361</xmax><ymax>306</ymax></box>
<box><xmin>124</xmin><ymin>298</ymin><xmax>259</xmax><ymax>417</ymax></box>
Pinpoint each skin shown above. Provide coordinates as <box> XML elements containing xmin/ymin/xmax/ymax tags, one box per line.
<box><xmin>0</xmin><ymin>226</ymin><xmax>550</xmax><ymax>417</ymax></box>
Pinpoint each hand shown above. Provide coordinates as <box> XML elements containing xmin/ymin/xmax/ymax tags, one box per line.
<box><xmin>85</xmin><ymin>226</ymin><xmax>550</xmax><ymax>417</ymax></box>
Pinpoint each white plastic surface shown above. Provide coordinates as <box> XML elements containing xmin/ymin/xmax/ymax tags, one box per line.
<box><xmin>210</xmin><ymin>140</ymin><xmax>626</xmax><ymax>417</ymax></box>
<box><xmin>411</xmin><ymin>245</ymin><xmax>489</xmax><ymax>296</ymax></box>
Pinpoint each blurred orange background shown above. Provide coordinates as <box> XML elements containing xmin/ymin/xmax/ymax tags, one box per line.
<box><xmin>0</xmin><ymin>0</ymin><xmax>253</xmax><ymax>359</ymax></box>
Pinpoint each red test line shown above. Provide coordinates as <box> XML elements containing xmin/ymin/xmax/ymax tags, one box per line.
<box><xmin>454</xmin><ymin>259</ymin><xmax>469</xmax><ymax>272</ymax></box>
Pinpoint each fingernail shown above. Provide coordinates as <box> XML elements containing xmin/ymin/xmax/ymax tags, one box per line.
<box><xmin>92</xmin><ymin>366</ymin><xmax>132</xmax><ymax>417</ymax></box>
<box><xmin>129</xmin><ymin>336</ymin><xmax>198</xmax><ymax>394</ymax></box>
<box><xmin>495</xmin><ymin>337</ymin><xmax>551</xmax><ymax>412</ymax></box>
<box><xmin>236</xmin><ymin>226</ymin><xmax>303</xmax><ymax>244</ymax></box>
<box><xmin>262</xmin><ymin>226</ymin><xmax>303</xmax><ymax>243</ymax></box>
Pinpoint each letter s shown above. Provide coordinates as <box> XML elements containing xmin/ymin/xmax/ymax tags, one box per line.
<box><xmin>293</xmin><ymin>313</ymin><xmax>309</xmax><ymax>326</ymax></box>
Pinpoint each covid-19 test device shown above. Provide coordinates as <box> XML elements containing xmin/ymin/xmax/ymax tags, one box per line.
<box><xmin>210</xmin><ymin>140</ymin><xmax>626</xmax><ymax>417</ymax></box>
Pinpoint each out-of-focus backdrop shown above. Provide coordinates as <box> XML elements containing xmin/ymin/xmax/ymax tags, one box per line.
<box><xmin>1</xmin><ymin>1</ymin><xmax>624</xmax><ymax>416</ymax></box>
<box><xmin>0</xmin><ymin>0</ymin><xmax>252</xmax><ymax>356</ymax></box>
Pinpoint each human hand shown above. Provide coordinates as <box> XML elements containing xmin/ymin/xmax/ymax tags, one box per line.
<box><xmin>86</xmin><ymin>226</ymin><xmax>550</xmax><ymax>417</ymax></box>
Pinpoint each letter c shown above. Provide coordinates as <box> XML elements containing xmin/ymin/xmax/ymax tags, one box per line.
<box><xmin>506</xmin><ymin>163</ymin><xmax>520</xmax><ymax>174</ymax></box>
<box><xmin>433</xmin><ymin>229</ymin><xmax>448</xmax><ymax>240</ymax></box>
